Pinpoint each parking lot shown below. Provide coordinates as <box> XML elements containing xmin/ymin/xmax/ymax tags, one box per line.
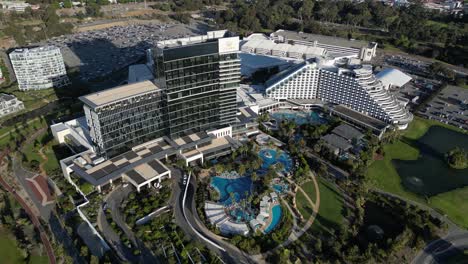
<box><xmin>41</xmin><ymin>22</ymin><xmax>207</xmax><ymax>81</ymax></box>
<box><xmin>389</xmin><ymin>75</ymin><xmax>441</xmax><ymax>109</ymax></box>
<box><xmin>418</xmin><ymin>85</ymin><xmax>468</xmax><ymax>130</ymax></box>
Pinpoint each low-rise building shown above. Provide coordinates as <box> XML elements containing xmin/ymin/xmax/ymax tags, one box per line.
<box><xmin>0</xmin><ymin>93</ymin><xmax>24</xmax><ymax>118</ymax></box>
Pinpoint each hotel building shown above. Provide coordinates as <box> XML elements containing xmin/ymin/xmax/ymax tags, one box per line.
<box><xmin>264</xmin><ymin>61</ymin><xmax>413</xmax><ymax>129</ymax></box>
<box><xmin>9</xmin><ymin>46</ymin><xmax>69</xmax><ymax>91</ymax></box>
<box><xmin>154</xmin><ymin>30</ymin><xmax>240</xmax><ymax>138</ymax></box>
<box><xmin>79</xmin><ymin>81</ymin><xmax>167</xmax><ymax>159</ymax></box>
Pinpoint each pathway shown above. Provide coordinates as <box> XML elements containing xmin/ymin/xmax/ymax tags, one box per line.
<box><xmin>0</xmin><ymin>159</ymin><xmax>56</xmax><ymax>264</ymax></box>
<box><xmin>38</xmin><ymin>146</ymin><xmax>48</xmax><ymax>176</ymax></box>
<box><xmin>252</xmin><ymin>173</ymin><xmax>321</xmax><ymax>262</ymax></box>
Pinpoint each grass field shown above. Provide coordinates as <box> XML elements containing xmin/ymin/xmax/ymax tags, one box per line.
<box><xmin>296</xmin><ymin>180</ymin><xmax>318</xmax><ymax>220</ymax></box>
<box><xmin>21</xmin><ymin>130</ymin><xmax>60</xmax><ymax>174</ymax></box>
<box><xmin>367</xmin><ymin>117</ymin><xmax>468</xmax><ymax>228</ymax></box>
<box><xmin>0</xmin><ymin>230</ymin><xmax>48</xmax><ymax>264</ymax></box>
<box><xmin>296</xmin><ymin>178</ymin><xmax>344</xmax><ymax>235</ymax></box>
<box><xmin>311</xmin><ymin>178</ymin><xmax>344</xmax><ymax>235</ymax></box>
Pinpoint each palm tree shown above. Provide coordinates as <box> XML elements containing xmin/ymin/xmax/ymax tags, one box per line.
<box><xmin>239</xmin><ymin>164</ymin><xmax>246</xmax><ymax>176</ymax></box>
<box><xmin>251</xmin><ymin>172</ymin><xmax>258</xmax><ymax>182</ymax></box>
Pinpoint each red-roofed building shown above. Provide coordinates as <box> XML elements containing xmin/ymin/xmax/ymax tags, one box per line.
<box><xmin>26</xmin><ymin>175</ymin><xmax>54</xmax><ymax>206</ymax></box>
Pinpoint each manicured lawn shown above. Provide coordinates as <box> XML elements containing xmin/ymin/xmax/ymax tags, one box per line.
<box><xmin>0</xmin><ymin>118</ymin><xmax>46</xmax><ymax>149</ymax></box>
<box><xmin>367</xmin><ymin>117</ymin><xmax>468</xmax><ymax>228</ymax></box>
<box><xmin>296</xmin><ymin>190</ymin><xmax>313</xmax><ymax>220</ymax></box>
<box><xmin>296</xmin><ymin>180</ymin><xmax>318</xmax><ymax>220</ymax></box>
<box><xmin>0</xmin><ymin>231</ymin><xmax>26</xmax><ymax>264</ymax></box>
<box><xmin>311</xmin><ymin>178</ymin><xmax>344</xmax><ymax>235</ymax></box>
<box><xmin>430</xmin><ymin>187</ymin><xmax>468</xmax><ymax>229</ymax></box>
<box><xmin>367</xmin><ymin>140</ymin><xmax>423</xmax><ymax>203</ymax></box>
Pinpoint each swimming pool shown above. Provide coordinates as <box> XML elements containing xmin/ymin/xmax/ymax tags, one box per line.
<box><xmin>263</xmin><ymin>205</ymin><xmax>282</xmax><ymax>234</ymax></box>
<box><xmin>271</xmin><ymin>110</ymin><xmax>327</xmax><ymax>125</ymax></box>
<box><xmin>258</xmin><ymin>148</ymin><xmax>293</xmax><ymax>173</ymax></box>
<box><xmin>211</xmin><ymin>176</ymin><xmax>252</xmax><ymax>206</ymax></box>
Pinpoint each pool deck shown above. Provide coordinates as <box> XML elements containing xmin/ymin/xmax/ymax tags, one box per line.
<box><xmin>260</xmin><ymin>201</ymin><xmax>281</xmax><ymax>233</ymax></box>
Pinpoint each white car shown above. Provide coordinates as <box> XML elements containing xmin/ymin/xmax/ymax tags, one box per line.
<box><xmin>183</xmin><ymin>174</ymin><xmax>188</xmax><ymax>185</ymax></box>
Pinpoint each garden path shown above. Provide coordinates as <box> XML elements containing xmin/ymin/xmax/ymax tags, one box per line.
<box><xmin>251</xmin><ymin>172</ymin><xmax>321</xmax><ymax>262</ymax></box>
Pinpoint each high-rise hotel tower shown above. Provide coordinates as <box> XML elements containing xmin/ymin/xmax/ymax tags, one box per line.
<box><xmin>154</xmin><ymin>30</ymin><xmax>240</xmax><ymax>138</ymax></box>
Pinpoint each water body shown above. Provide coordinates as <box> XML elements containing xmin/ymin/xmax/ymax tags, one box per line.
<box><xmin>263</xmin><ymin>205</ymin><xmax>282</xmax><ymax>234</ymax></box>
<box><xmin>393</xmin><ymin>126</ymin><xmax>468</xmax><ymax>196</ymax></box>
<box><xmin>211</xmin><ymin>176</ymin><xmax>253</xmax><ymax>206</ymax></box>
<box><xmin>271</xmin><ymin>110</ymin><xmax>327</xmax><ymax>126</ymax></box>
<box><xmin>258</xmin><ymin>148</ymin><xmax>293</xmax><ymax>174</ymax></box>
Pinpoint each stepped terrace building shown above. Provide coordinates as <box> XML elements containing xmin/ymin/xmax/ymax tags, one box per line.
<box><xmin>154</xmin><ymin>30</ymin><xmax>240</xmax><ymax>138</ymax></box>
<box><xmin>9</xmin><ymin>46</ymin><xmax>69</xmax><ymax>91</ymax></box>
<box><xmin>265</xmin><ymin>61</ymin><xmax>413</xmax><ymax>129</ymax></box>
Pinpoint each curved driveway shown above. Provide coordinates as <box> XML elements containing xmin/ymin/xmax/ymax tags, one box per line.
<box><xmin>171</xmin><ymin>168</ymin><xmax>256</xmax><ymax>264</ymax></box>
<box><xmin>413</xmin><ymin>232</ymin><xmax>468</xmax><ymax>264</ymax></box>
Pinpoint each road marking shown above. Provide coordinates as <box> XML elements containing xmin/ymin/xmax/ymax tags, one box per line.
<box><xmin>182</xmin><ymin>171</ymin><xmax>226</xmax><ymax>252</ymax></box>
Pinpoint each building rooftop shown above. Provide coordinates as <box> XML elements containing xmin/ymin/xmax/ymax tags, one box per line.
<box><xmin>156</xmin><ymin>30</ymin><xmax>231</xmax><ymax>49</ymax></box>
<box><xmin>272</xmin><ymin>30</ymin><xmax>370</xmax><ymax>49</ymax></box>
<box><xmin>331</xmin><ymin>105</ymin><xmax>388</xmax><ymax>130</ymax></box>
<box><xmin>322</xmin><ymin>134</ymin><xmax>352</xmax><ymax>151</ymax></box>
<box><xmin>331</xmin><ymin>124</ymin><xmax>364</xmax><ymax>141</ymax></box>
<box><xmin>0</xmin><ymin>93</ymin><xmax>16</xmax><ymax>102</ymax></box>
<box><xmin>376</xmin><ymin>68</ymin><xmax>412</xmax><ymax>88</ymax></box>
<box><xmin>9</xmin><ymin>45</ymin><xmax>59</xmax><ymax>55</ymax></box>
<box><xmin>79</xmin><ymin>81</ymin><xmax>159</xmax><ymax>109</ymax></box>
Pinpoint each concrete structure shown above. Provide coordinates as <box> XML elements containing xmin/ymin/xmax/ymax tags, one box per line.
<box><xmin>270</xmin><ymin>30</ymin><xmax>378</xmax><ymax>61</ymax></box>
<box><xmin>128</xmin><ymin>64</ymin><xmax>154</xmax><ymax>84</ymax></box>
<box><xmin>80</xmin><ymin>81</ymin><xmax>167</xmax><ymax>159</ymax></box>
<box><xmin>154</xmin><ymin>30</ymin><xmax>240</xmax><ymax>138</ymax></box>
<box><xmin>9</xmin><ymin>46</ymin><xmax>69</xmax><ymax>90</ymax></box>
<box><xmin>241</xmin><ymin>34</ymin><xmax>327</xmax><ymax>60</ymax></box>
<box><xmin>0</xmin><ymin>93</ymin><xmax>24</xmax><ymax>118</ymax></box>
<box><xmin>52</xmin><ymin>118</ymin><xmax>240</xmax><ymax>192</ymax></box>
<box><xmin>264</xmin><ymin>61</ymin><xmax>413</xmax><ymax>129</ymax></box>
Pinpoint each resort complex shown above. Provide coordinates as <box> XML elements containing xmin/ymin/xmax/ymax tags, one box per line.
<box><xmin>1</xmin><ymin>0</ymin><xmax>467</xmax><ymax>262</ymax></box>
<box><xmin>3</xmin><ymin>16</ymin><xmax>464</xmax><ymax>263</ymax></box>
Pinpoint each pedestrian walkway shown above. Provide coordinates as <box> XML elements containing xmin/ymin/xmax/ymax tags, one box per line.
<box><xmin>252</xmin><ymin>172</ymin><xmax>321</xmax><ymax>262</ymax></box>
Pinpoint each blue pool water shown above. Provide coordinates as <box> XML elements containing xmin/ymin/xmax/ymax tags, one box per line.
<box><xmin>271</xmin><ymin>111</ymin><xmax>327</xmax><ymax>125</ymax></box>
<box><xmin>264</xmin><ymin>205</ymin><xmax>282</xmax><ymax>233</ymax></box>
<box><xmin>273</xmin><ymin>184</ymin><xmax>288</xmax><ymax>193</ymax></box>
<box><xmin>211</xmin><ymin>176</ymin><xmax>252</xmax><ymax>206</ymax></box>
<box><xmin>258</xmin><ymin>149</ymin><xmax>293</xmax><ymax>174</ymax></box>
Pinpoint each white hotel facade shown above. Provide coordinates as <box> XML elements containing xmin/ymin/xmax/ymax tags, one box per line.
<box><xmin>9</xmin><ymin>46</ymin><xmax>69</xmax><ymax>91</ymax></box>
<box><xmin>265</xmin><ymin>61</ymin><xmax>413</xmax><ymax>129</ymax></box>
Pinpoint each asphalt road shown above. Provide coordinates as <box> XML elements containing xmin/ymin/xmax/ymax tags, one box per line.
<box><xmin>105</xmin><ymin>185</ymin><xmax>159</xmax><ymax>263</ymax></box>
<box><xmin>171</xmin><ymin>168</ymin><xmax>256</xmax><ymax>264</ymax></box>
<box><xmin>413</xmin><ymin>232</ymin><xmax>468</xmax><ymax>264</ymax></box>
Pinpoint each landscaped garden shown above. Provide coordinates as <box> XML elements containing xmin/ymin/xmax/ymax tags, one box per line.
<box><xmin>122</xmin><ymin>181</ymin><xmax>171</xmax><ymax>228</ymax></box>
<box><xmin>204</xmin><ymin>143</ymin><xmax>295</xmax><ymax>237</ymax></box>
<box><xmin>367</xmin><ymin>117</ymin><xmax>468</xmax><ymax>228</ymax></box>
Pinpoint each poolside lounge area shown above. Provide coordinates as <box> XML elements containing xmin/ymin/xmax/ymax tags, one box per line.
<box><xmin>204</xmin><ymin>202</ymin><xmax>250</xmax><ymax>236</ymax></box>
<box><xmin>249</xmin><ymin>193</ymin><xmax>282</xmax><ymax>233</ymax></box>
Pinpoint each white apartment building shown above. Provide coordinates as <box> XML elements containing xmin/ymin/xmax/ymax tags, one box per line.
<box><xmin>0</xmin><ymin>93</ymin><xmax>24</xmax><ymax>118</ymax></box>
<box><xmin>265</xmin><ymin>61</ymin><xmax>413</xmax><ymax>129</ymax></box>
<box><xmin>0</xmin><ymin>1</ymin><xmax>31</xmax><ymax>12</ymax></box>
<box><xmin>9</xmin><ymin>46</ymin><xmax>69</xmax><ymax>91</ymax></box>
